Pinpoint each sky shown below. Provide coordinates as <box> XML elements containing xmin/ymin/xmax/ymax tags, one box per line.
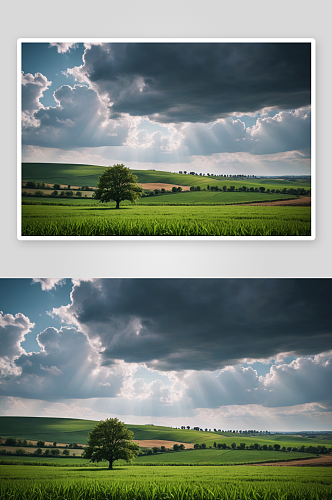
<box><xmin>1</xmin><ymin>278</ymin><xmax>331</xmax><ymax>431</ymax></box>
<box><xmin>21</xmin><ymin>41</ymin><xmax>312</xmax><ymax>176</ymax></box>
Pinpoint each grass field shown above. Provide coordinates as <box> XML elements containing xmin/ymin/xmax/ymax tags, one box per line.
<box><xmin>1</xmin><ymin>464</ymin><xmax>331</xmax><ymax>500</ymax></box>
<box><xmin>21</xmin><ymin>204</ymin><xmax>311</xmax><ymax>236</ymax></box>
<box><xmin>22</xmin><ymin>190</ymin><xmax>300</xmax><ymax>206</ymax></box>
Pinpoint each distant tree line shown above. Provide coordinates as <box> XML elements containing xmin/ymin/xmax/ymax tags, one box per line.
<box><xmin>0</xmin><ymin>438</ymin><xmax>84</xmax><ymax>458</ymax></box>
<box><xmin>191</xmin><ymin>442</ymin><xmax>331</xmax><ymax>454</ymax></box>
<box><xmin>23</xmin><ymin>182</ymin><xmax>94</xmax><ymax>199</ymax></box>
<box><xmin>179</xmin><ymin>171</ymin><xmax>257</xmax><ymax>178</ymax></box>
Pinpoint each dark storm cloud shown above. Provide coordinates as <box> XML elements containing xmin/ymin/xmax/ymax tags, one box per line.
<box><xmin>70</xmin><ymin>43</ymin><xmax>311</xmax><ymax>123</ymax></box>
<box><xmin>54</xmin><ymin>279</ymin><xmax>332</xmax><ymax>372</ymax></box>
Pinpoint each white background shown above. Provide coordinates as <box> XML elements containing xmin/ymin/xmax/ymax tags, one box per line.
<box><xmin>1</xmin><ymin>0</ymin><xmax>331</xmax><ymax>278</ymax></box>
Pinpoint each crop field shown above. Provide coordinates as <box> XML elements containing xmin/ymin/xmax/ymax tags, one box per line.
<box><xmin>138</xmin><ymin>191</ymin><xmax>298</xmax><ymax>205</ymax></box>
<box><xmin>22</xmin><ymin>191</ymin><xmax>301</xmax><ymax>206</ymax></box>
<box><xmin>133</xmin><ymin>449</ymin><xmax>314</xmax><ymax>465</ymax></box>
<box><xmin>1</xmin><ymin>464</ymin><xmax>331</xmax><ymax>500</ymax></box>
<box><xmin>21</xmin><ymin>204</ymin><xmax>311</xmax><ymax>237</ymax></box>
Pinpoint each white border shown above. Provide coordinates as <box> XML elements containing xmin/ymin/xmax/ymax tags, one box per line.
<box><xmin>17</xmin><ymin>38</ymin><xmax>316</xmax><ymax>241</ymax></box>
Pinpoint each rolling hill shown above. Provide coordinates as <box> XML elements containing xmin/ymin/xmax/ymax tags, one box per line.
<box><xmin>0</xmin><ymin>417</ymin><xmax>330</xmax><ymax>450</ymax></box>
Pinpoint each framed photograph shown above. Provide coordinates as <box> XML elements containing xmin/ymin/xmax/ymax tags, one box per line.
<box><xmin>1</xmin><ymin>278</ymin><xmax>331</xmax><ymax>486</ymax></box>
<box><xmin>18</xmin><ymin>39</ymin><xmax>315</xmax><ymax>239</ymax></box>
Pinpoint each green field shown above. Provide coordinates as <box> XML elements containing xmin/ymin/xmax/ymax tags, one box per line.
<box><xmin>1</xmin><ymin>464</ymin><xmax>331</xmax><ymax>500</ymax></box>
<box><xmin>1</xmin><ymin>417</ymin><xmax>331</xmax><ymax>499</ymax></box>
<box><xmin>139</xmin><ymin>191</ymin><xmax>299</xmax><ymax>205</ymax></box>
<box><xmin>0</xmin><ymin>449</ymin><xmax>314</xmax><ymax>466</ymax></box>
<box><xmin>22</xmin><ymin>190</ymin><xmax>301</xmax><ymax>206</ymax></box>
<box><xmin>21</xmin><ymin>163</ymin><xmax>311</xmax><ymax>237</ymax></box>
<box><xmin>21</xmin><ymin>204</ymin><xmax>311</xmax><ymax>236</ymax></box>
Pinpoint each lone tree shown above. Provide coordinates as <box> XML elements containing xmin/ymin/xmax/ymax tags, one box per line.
<box><xmin>82</xmin><ymin>418</ymin><xmax>139</xmax><ymax>470</ymax></box>
<box><xmin>94</xmin><ymin>164</ymin><xmax>143</xmax><ymax>209</ymax></box>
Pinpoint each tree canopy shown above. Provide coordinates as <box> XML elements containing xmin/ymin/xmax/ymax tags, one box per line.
<box><xmin>94</xmin><ymin>164</ymin><xmax>143</xmax><ymax>209</ymax></box>
<box><xmin>82</xmin><ymin>418</ymin><xmax>139</xmax><ymax>469</ymax></box>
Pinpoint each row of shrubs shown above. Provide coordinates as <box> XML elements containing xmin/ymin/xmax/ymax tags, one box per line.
<box><xmin>0</xmin><ymin>448</ymin><xmax>82</xmax><ymax>457</ymax></box>
<box><xmin>140</xmin><ymin>442</ymin><xmax>331</xmax><ymax>455</ymax></box>
<box><xmin>22</xmin><ymin>190</ymin><xmax>89</xmax><ymax>198</ymax></box>
<box><xmin>207</xmin><ymin>442</ymin><xmax>331</xmax><ymax>454</ymax></box>
<box><xmin>24</xmin><ymin>182</ymin><xmax>93</xmax><ymax>191</ymax></box>
<box><xmin>205</xmin><ymin>186</ymin><xmax>310</xmax><ymax>195</ymax></box>
<box><xmin>142</xmin><ymin>186</ymin><xmax>311</xmax><ymax>196</ymax></box>
<box><xmin>139</xmin><ymin>444</ymin><xmax>187</xmax><ymax>455</ymax></box>
<box><xmin>1</xmin><ymin>438</ymin><xmax>83</xmax><ymax>449</ymax></box>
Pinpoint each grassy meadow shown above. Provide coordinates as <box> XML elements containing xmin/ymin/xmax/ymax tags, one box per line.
<box><xmin>21</xmin><ymin>163</ymin><xmax>312</xmax><ymax>237</ymax></box>
<box><xmin>22</xmin><ymin>203</ymin><xmax>311</xmax><ymax>237</ymax></box>
<box><xmin>1</xmin><ymin>417</ymin><xmax>331</xmax><ymax>499</ymax></box>
<box><xmin>1</xmin><ymin>464</ymin><xmax>331</xmax><ymax>500</ymax></box>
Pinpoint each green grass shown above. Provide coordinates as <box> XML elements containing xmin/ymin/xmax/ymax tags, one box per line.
<box><xmin>21</xmin><ymin>204</ymin><xmax>311</xmax><ymax>237</ymax></box>
<box><xmin>0</xmin><ymin>449</ymin><xmax>313</xmax><ymax>467</ymax></box>
<box><xmin>22</xmin><ymin>162</ymin><xmax>311</xmax><ymax>191</ymax></box>
<box><xmin>138</xmin><ymin>191</ymin><xmax>299</xmax><ymax>205</ymax></box>
<box><xmin>22</xmin><ymin>189</ymin><xmax>301</xmax><ymax>206</ymax></box>
<box><xmin>133</xmin><ymin>449</ymin><xmax>314</xmax><ymax>465</ymax></box>
<box><xmin>0</xmin><ymin>464</ymin><xmax>331</xmax><ymax>500</ymax></box>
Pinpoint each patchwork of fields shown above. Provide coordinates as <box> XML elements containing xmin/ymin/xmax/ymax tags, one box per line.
<box><xmin>1</xmin><ymin>417</ymin><xmax>331</xmax><ymax>499</ymax></box>
<box><xmin>21</xmin><ymin>163</ymin><xmax>312</xmax><ymax>237</ymax></box>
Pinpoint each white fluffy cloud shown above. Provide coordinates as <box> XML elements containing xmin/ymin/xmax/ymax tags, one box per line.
<box><xmin>22</xmin><ymin>82</ymin><xmax>131</xmax><ymax>148</ymax></box>
<box><xmin>0</xmin><ymin>312</ymin><xmax>34</xmax><ymax>376</ymax></box>
<box><xmin>32</xmin><ymin>278</ymin><xmax>65</xmax><ymax>291</ymax></box>
<box><xmin>0</xmin><ymin>326</ymin><xmax>124</xmax><ymax>400</ymax></box>
<box><xmin>182</xmin><ymin>107</ymin><xmax>311</xmax><ymax>156</ymax></box>
<box><xmin>49</xmin><ymin>43</ymin><xmax>78</xmax><ymax>54</ymax></box>
<box><xmin>21</xmin><ymin>72</ymin><xmax>52</xmax><ymax>128</ymax></box>
<box><xmin>184</xmin><ymin>352</ymin><xmax>332</xmax><ymax>409</ymax></box>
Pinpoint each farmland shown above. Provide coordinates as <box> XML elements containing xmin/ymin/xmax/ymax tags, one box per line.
<box><xmin>21</xmin><ymin>163</ymin><xmax>312</xmax><ymax>237</ymax></box>
<box><xmin>1</xmin><ymin>417</ymin><xmax>331</xmax><ymax>499</ymax></box>
<box><xmin>1</xmin><ymin>464</ymin><xmax>331</xmax><ymax>500</ymax></box>
<box><xmin>22</xmin><ymin>203</ymin><xmax>311</xmax><ymax>237</ymax></box>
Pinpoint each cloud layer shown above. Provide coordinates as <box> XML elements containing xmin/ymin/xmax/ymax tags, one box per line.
<box><xmin>21</xmin><ymin>42</ymin><xmax>312</xmax><ymax>168</ymax></box>
<box><xmin>1</xmin><ymin>279</ymin><xmax>330</xmax><ymax>425</ymax></box>
<box><xmin>54</xmin><ymin>279</ymin><xmax>332</xmax><ymax>371</ymax></box>
<box><xmin>69</xmin><ymin>43</ymin><xmax>311</xmax><ymax>123</ymax></box>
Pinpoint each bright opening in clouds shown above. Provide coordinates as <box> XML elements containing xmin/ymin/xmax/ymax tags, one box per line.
<box><xmin>20</xmin><ymin>41</ymin><xmax>313</xmax><ymax>176</ymax></box>
<box><xmin>0</xmin><ymin>279</ymin><xmax>330</xmax><ymax>431</ymax></box>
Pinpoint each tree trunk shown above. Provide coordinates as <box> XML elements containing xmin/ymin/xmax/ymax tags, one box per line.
<box><xmin>116</xmin><ymin>199</ymin><xmax>120</xmax><ymax>209</ymax></box>
<box><xmin>108</xmin><ymin>460</ymin><xmax>113</xmax><ymax>469</ymax></box>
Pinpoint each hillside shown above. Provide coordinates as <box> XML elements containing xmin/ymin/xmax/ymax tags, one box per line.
<box><xmin>22</xmin><ymin>163</ymin><xmax>311</xmax><ymax>191</ymax></box>
<box><xmin>0</xmin><ymin>417</ymin><xmax>330</xmax><ymax>450</ymax></box>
